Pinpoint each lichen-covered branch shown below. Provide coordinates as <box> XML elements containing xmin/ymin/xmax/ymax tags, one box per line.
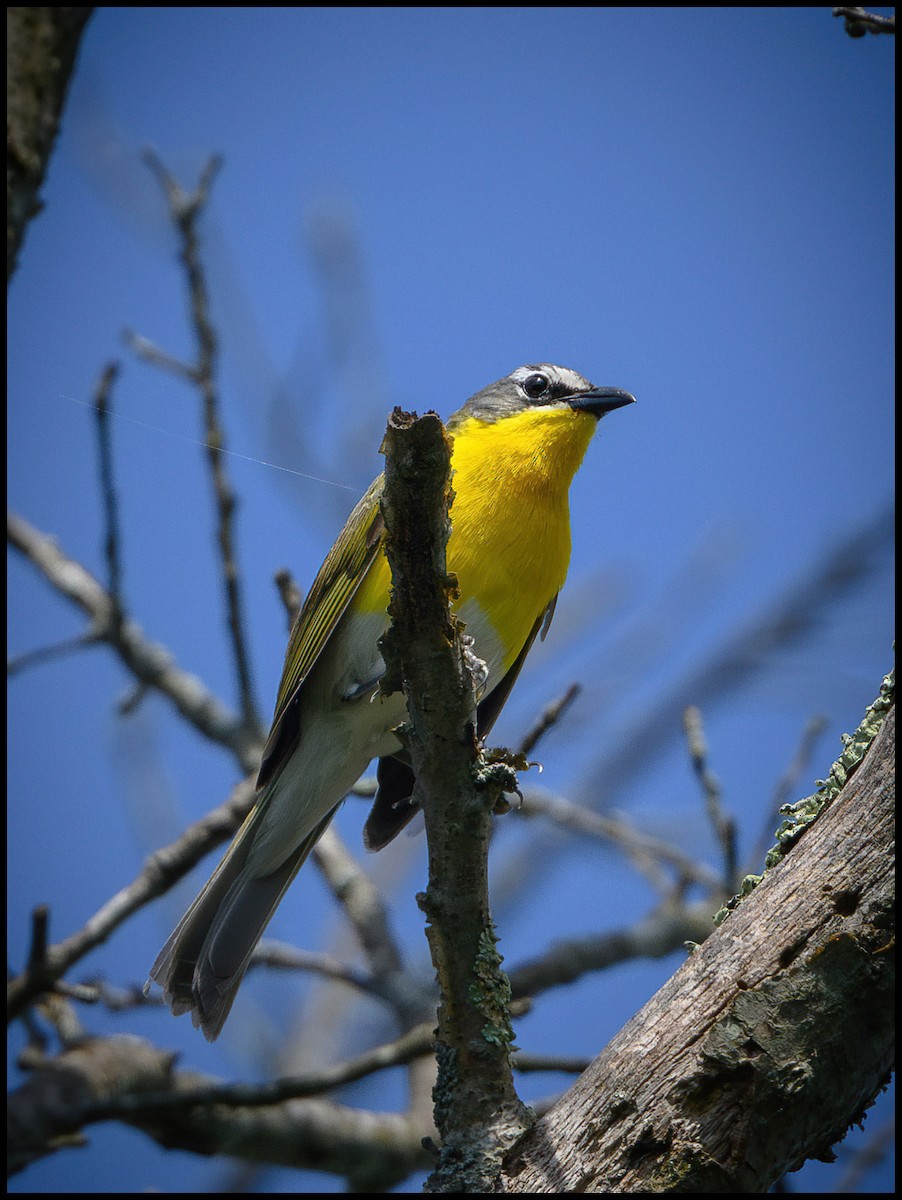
<box><xmin>502</xmin><ymin>690</ymin><xmax>894</xmax><ymax>1192</ymax></box>
<box><xmin>379</xmin><ymin>408</ymin><xmax>533</xmax><ymax>1192</ymax></box>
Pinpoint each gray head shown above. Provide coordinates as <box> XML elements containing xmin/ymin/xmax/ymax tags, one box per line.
<box><xmin>450</xmin><ymin>363</ymin><xmax>635</xmax><ymax>427</ymax></box>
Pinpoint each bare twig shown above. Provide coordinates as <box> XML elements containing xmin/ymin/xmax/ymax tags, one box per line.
<box><xmin>8</xmin><ymin>1034</ymin><xmax>430</xmax><ymax>1185</ymax></box>
<box><xmin>8</xmin><ymin>632</ymin><xmax>100</xmax><ymax>676</ymax></box>
<box><xmin>750</xmin><ymin>714</ymin><xmax>829</xmax><ymax>869</ymax></box>
<box><xmin>507</xmin><ymin>898</ymin><xmax>718</xmax><ymax>1002</ymax></box>
<box><xmin>518</xmin><ymin>785</ymin><xmax>722</xmax><ymax>893</ymax></box>
<box><xmin>25</xmin><ymin>906</ymin><xmax>50</xmax><ymax>978</ymax></box>
<box><xmin>7</xmin><ymin>776</ymin><xmax>257</xmax><ymax>1023</ymax></box>
<box><xmin>311</xmin><ymin>828</ymin><xmax>432</xmax><ymax>1027</ymax></box>
<box><xmin>85</xmin><ymin>1021</ymin><xmax>438</xmax><ymax>1118</ymax></box>
<box><xmin>7</xmin><ymin>511</ymin><xmax>262</xmax><ymax>771</ymax></box>
<box><xmin>833</xmin><ymin>6</ymin><xmax>895</xmax><ymax>37</ymax></box>
<box><xmin>92</xmin><ymin>361</ymin><xmax>125</xmax><ymax>631</ymax></box>
<box><xmin>512</xmin><ymin>1053</ymin><xmax>591</xmax><ymax>1076</ymax></box>
<box><xmin>122</xmin><ymin>330</ymin><xmax>195</xmax><ymax>381</ymax></box>
<box><xmin>518</xmin><ymin>682</ymin><xmax>581</xmax><ymax>759</ymax></box>
<box><xmin>137</xmin><ymin>149</ymin><xmax>260</xmax><ymax>735</ymax></box>
<box><xmin>683</xmin><ymin>705</ymin><xmax>737</xmax><ymax>893</ymax></box>
<box><xmin>249</xmin><ymin>940</ymin><xmax>375</xmax><ymax>994</ymax></box>
<box><xmin>59</xmin><ymin>978</ymin><xmax>159</xmax><ymax>1014</ymax></box>
<box><xmin>8</xmin><ymin>363</ymin><xmax>124</xmax><ymax>679</ymax></box>
<box><xmin>274</xmin><ymin>566</ymin><xmax>303</xmax><ymax>628</ymax></box>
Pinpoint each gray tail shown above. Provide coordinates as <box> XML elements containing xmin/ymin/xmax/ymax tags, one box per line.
<box><xmin>149</xmin><ymin>809</ymin><xmax>336</xmax><ymax>1041</ymax></box>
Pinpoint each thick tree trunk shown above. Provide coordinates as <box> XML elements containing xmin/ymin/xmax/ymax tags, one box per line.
<box><xmin>502</xmin><ymin>703</ymin><xmax>894</xmax><ymax>1192</ymax></box>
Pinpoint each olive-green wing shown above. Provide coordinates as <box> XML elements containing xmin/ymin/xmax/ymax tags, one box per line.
<box><xmin>257</xmin><ymin>474</ymin><xmax>386</xmax><ymax>790</ymax></box>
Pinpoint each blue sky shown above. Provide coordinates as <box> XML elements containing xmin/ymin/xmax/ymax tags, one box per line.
<box><xmin>8</xmin><ymin>8</ymin><xmax>894</xmax><ymax>1193</ymax></box>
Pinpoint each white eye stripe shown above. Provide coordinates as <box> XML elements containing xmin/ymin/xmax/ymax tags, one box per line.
<box><xmin>509</xmin><ymin>364</ymin><xmax>593</xmax><ymax>395</ymax></box>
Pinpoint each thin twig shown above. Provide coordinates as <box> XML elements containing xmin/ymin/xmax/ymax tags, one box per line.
<box><xmin>518</xmin><ymin>682</ymin><xmax>581</xmax><ymax>759</ymax></box>
<box><xmin>92</xmin><ymin>361</ymin><xmax>125</xmax><ymax>632</ymax></box>
<box><xmin>7</xmin><ymin>511</ymin><xmax>261</xmax><ymax>770</ymax></box>
<box><xmin>507</xmin><ymin>897</ymin><xmax>718</xmax><ymax>1002</ymax></box>
<box><xmin>8</xmin><ymin>364</ymin><xmax>125</xmax><ymax>680</ymax></box>
<box><xmin>139</xmin><ymin>148</ymin><xmax>260</xmax><ymax>735</ymax></box>
<box><xmin>58</xmin><ymin>978</ymin><xmax>156</xmax><ymax>1013</ymax></box>
<box><xmin>311</xmin><ymin>828</ymin><xmax>433</xmax><ymax>1027</ymax></box>
<box><xmin>313</xmin><ymin>827</ymin><xmax>403</xmax><ymax>980</ymax></box>
<box><xmin>86</xmin><ymin>1021</ymin><xmax>439</xmax><ymax>1118</ymax></box>
<box><xmin>8</xmin><ymin>631</ymin><xmax>101</xmax><ymax>675</ymax></box>
<box><xmin>26</xmin><ymin>905</ymin><xmax>50</xmax><ymax>977</ymax></box>
<box><xmin>8</xmin><ymin>777</ymin><xmax>256</xmax><ymax>1022</ymax></box>
<box><xmin>750</xmin><ymin>714</ymin><xmax>829</xmax><ymax>870</ymax></box>
<box><xmin>512</xmin><ymin>1052</ymin><xmax>591</xmax><ymax>1075</ymax></box>
<box><xmin>274</xmin><ymin>566</ymin><xmax>303</xmax><ymax>629</ymax></box>
<box><xmin>7</xmin><ymin>775</ymin><xmax>257</xmax><ymax>1022</ymax></box>
<box><xmin>518</xmin><ymin>785</ymin><xmax>722</xmax><ymax>892</ymax></box>
<box><xmin>683</xmin><ymin>705</ymin><xmax>737</xmax><ymax>893</ymax></box>
<box><xmin>833</xmin><ymin>7</ymin><xmax>895</xmax><ymax>37</ymax></box>
<box><xmin>249</xmin><ymin>939</ymin><xmax>375</xmax><ymax>994</ymax></box>
<box><xmin>122</xmin><ymin>330</ymin><xmax>195</xmax><ymax>381</ymax></box>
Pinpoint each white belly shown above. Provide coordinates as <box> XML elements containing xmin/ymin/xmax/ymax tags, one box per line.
<box><xmin>246</xmin><ymin>599</ymin><xmax>504</xmax><ymax>877</ymax></box>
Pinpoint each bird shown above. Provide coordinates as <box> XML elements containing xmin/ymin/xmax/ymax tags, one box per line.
<box><xmin>149</xmin><ymin>363</ymin><xmax>635</xmax><ymax>1039</ymax></box>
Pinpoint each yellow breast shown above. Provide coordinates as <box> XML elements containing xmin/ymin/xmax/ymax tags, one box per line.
<box><xmin>356</xmin><ymin>404</ymin><xmax>598</xmax><ymax>674</ymax></box>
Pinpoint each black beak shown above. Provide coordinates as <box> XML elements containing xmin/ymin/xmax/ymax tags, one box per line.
<box><xmin>568</xmin><ymin>386</ymin><xmax>636</xmax><ymax>418</ymax></box>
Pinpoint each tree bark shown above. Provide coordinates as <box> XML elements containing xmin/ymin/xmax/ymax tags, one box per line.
<box><xmin>502</xmin><ymin>702</ymin><xmax>894</xmax><ymax>1192</ymax></box>
<box><xmin>380</xmin><ymin>409</ymin><xmax>533</xmax><ymax>1191</ymax></box>
<box><xmin>7</xmin><ymin>6</ymin><xmax>94</xmax><ymax>282</ymax></box>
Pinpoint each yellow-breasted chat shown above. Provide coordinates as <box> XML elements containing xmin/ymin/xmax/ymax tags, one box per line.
<box><xmin>149</xmin><ymin>364</ymin><xmax>635</xmax><ymax>1039</ymax></box>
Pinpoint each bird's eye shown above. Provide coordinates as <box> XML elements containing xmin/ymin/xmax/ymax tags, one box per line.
<box><xmin>522</xmin><ymin>373</ymin><xmax>549</xmax><ymax>399</ymax></box>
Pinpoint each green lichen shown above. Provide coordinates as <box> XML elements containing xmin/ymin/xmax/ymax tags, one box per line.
<box><xmin>472</xmin><ymin>747</ymin><xmax>528</xmax><ymax>795</ymax></box>
<box><xmin>715</xmin><ymin>665</ymin><xmax>893</xmax><ymax>926</ymax></box>
<box><xmin>469</xmin><ymin>927</ymin><xmax>517</xmax><ymax>1048</ymax></box>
